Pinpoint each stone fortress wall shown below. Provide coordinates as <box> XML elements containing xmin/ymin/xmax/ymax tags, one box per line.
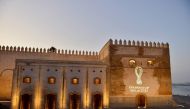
<box><xmin>99</xmin><ymin>39</ymin><xmax>172</xmax><ymax>108</ymax></box>
<box><xmin>0</xmin><ymin>39</ymin><xmax>173</xmax><ymax>108</ymax></box>
<box><xmin>0</xmin><ymin>46</ymin><xmax>98</xmax><ymax>100</ymax></box>
<box><xmin>12</xmin><ymin>60</ymin><xmax>107</xmax><ymax>109</ymax></box>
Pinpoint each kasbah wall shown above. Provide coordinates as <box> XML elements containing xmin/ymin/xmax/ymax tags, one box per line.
<box><xmin>0</xmin><ymin>46</ymin><xmax>98</xmax><ymax>100</ymax></box>
<box><xmin>0</xmin><ymin>39</ymin><xmax>172</xmax><ymax>107</ymax></box>
<box><xmin>99</xmin><ymin>39</ymin><xmax>172</xmax><ymax>107</ymax></box>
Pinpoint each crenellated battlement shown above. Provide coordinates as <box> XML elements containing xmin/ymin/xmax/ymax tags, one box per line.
<box><xmin>108</xmin><ymin>39</ymin><xmax>169</xmax><ymax>48</ymax></box>
<box><xmin>0</xmin><ymin>45</ymin><xmax>99</xmax><ymax>56</ymax></box>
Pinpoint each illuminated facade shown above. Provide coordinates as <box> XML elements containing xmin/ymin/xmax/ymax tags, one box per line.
<box><xmin>0</xmin><ymin>39</ymin><xmax>174</xmax><ymax>109</ymax></box>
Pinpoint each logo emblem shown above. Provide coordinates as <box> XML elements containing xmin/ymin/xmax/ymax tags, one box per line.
<box><xmin>135</xmin><ymin>66</ymin><xmax>143</xmax><ymax>85</ymax></box>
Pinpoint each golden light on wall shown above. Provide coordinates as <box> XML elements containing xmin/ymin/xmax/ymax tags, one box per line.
<box><xmin>86</xmin><ymin>88</ymin><xmax>90</xmax><ymax>108</ymax></box>
<box><xmin>83</xmin><ymin>87</ymin><xmax>90</xmax><ymax>108</ymax></box>
<box><xmin>62</xmin><ymin>80</ymin><xmax>67</xmax><ymax>109</ymax></box>
<box><xmin>11</xmin><ymin>89</ymin><xmax>19</xmax><ymax>109</ymax></box>
<box><xmin>83</xmin><ymin>89</ymin><xmax>87</xmax><ymax>108</ymax></box>
<box><xmin>34</xmin><ymin>80</ymin><xmax>41</xmax><ymax>109</ymax></box>
<box><xmin>34</xmin><ymin>90</ymin><xmax>41</xmax><ymax>109</ymax></box>
<box><xmin>103</xmin><ymin>83</ymin><xmax>108</xmax><ymax>108</ymax></box>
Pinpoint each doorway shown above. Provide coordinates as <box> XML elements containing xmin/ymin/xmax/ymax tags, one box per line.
<box><xmin>20</xmin><ymin>94</ymin><xmax>32</xmax><ymax>109</ymax></box>
<box><xmin>93</xmin><ymin>94</ymin><xmax>103</xmax><ymax>109</ymax></box>
<box><xmin>45</xmin><ymin>94</ymin><xmax>57</xmax><ymax>109</ymax></box>
<box><xmin>137</xmin><ymin>94</ymin><xmax>146</xmax><ymax>108</ymax></box>
<box><xmin>69</xmin><ymin>93</ymin><xmax>81</xmax><ymax>109</ymax></box>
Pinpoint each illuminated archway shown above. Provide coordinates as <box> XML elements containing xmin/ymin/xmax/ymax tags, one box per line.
<box><xmin>45</xmin><ymin>94</ymin><xmax>57</xmax><ymax>109</ymax></box>
<box><xmin>69</xmin><ymin>93</ymin><xmax>81</xmax><ymax>109</ymax></box>
<box><xmin>20</xmin><ymin>94</ymin><xmax>32</xmax><ymax>109</ymax></box>
<box><xmin>93</xmin><ymin>93</ymin><xmax>103</xmax><ymax>109</ymax></box>
<box><xmin>136</xmin><ymin>94</ymin><xmax>146</xmax><ymax>108</ymax></box>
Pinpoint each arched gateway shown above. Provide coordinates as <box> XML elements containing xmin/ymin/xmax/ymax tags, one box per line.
<box><xmin>19</xmin><ymin>94</ymin><xmax>32</xmax><ymax>109</ymax></box>
<box><xmin>93</xmin><ymin>93</ymin><xmax>103</xmax><ymax>109</ymax></box>
<box><xmin>69</xmin><ymin>93</ymin><xmax>81</xmax><ymax>109</ymax></box>
<box><xmin>45</xmin><ymin>94</ymin><xmax>57</xmax><ymax>109</ymax></box>
<box><xmin>136</xmin><ymin>94</ymin><xmax>146</xmax><ymax>108</ymax></box>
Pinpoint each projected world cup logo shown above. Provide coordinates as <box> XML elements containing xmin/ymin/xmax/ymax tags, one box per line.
<box><xmin>135</xmin><ymin>66</ymin><xmax>143</xmax><ymax>85</ymax></box>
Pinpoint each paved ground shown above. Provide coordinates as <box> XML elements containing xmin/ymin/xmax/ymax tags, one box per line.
<box><xmin>172</xmin><ymin>95</ymin><xmax>190</xmax><ymax>109</ymax></box>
